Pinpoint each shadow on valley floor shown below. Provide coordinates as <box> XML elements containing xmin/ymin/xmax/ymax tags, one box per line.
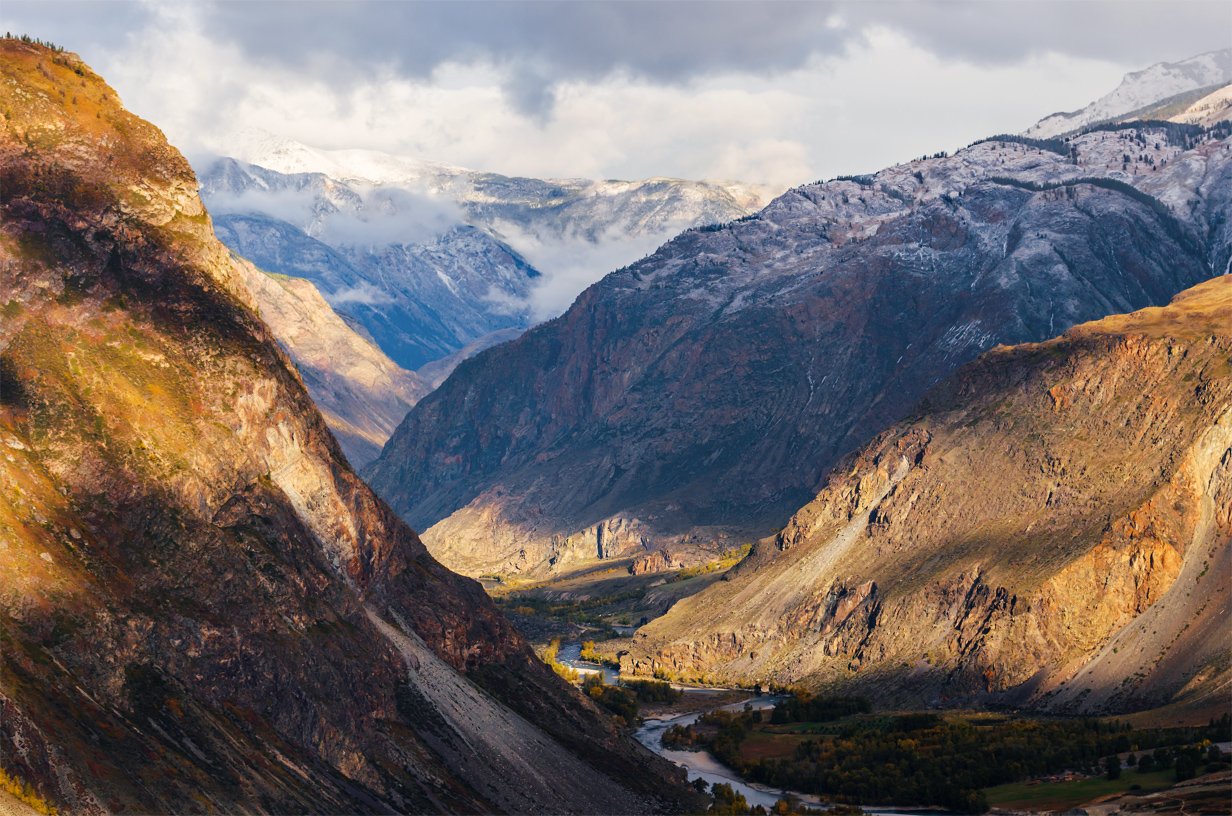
<box><xmin>487</xmin><ymin>551</ymin><xmax>747</xmax><ymax>645</ymax></box>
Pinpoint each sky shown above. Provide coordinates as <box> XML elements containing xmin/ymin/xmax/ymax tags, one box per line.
<box><xmin>4</xmin><ymin>1</ymin><xmax>1230</xmax><ymax>190</ymax></box>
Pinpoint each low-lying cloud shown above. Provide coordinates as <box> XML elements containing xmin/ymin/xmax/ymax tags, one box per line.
<box><xmin>316</xmin><ymin>188</ymin><xmax>465</xmax><ymax>248</ymax></box>
<box><xmin>498</xmin><ymin>223</ymin><xmax>689</xmax><ymax>321</ymax></box>
<box><xmin>205</xmin><ymin>187</ymin><xmax>320</xmax><ymax>228</ymax></box>
<box><xmin>204</xmin><ymin>175</ymin><xmax>465</xmax><ymax>249</ymax></box>
<box><xmin>327</xmin><ymin>282</ymin><xmax>395</xmax><ymax>307</ymax></box>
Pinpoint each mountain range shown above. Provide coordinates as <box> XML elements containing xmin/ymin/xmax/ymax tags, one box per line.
<box><xmin>0</xmin><ymin>39</ymin><xmax>693</xmax><ymax>814</ymax></box>
<box><xmin>194</xmin><ymin>139</ymin><xmax>774</xmax><ymax>464</ymax></box>
<box><xmin>196</xmin><ymin>135</ymin><xmax>775</xmax><ymax>370</ymax></box>
<box><xmin>366</xmin><ymin>119</ymin><xmax>1232</xmax><ymax>579</ymax></box>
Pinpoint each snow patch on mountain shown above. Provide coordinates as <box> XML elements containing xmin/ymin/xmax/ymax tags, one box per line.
<box><xmin>1027</xmin><ymin>49</ymin><xmax>1232</xmax><ymax>137</ymax></box>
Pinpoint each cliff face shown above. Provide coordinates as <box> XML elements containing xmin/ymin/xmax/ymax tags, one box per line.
<box><xmin>235</xmin><ymin>263</ymin><xmax>428</xmax><ymax>467</ymax></box>
<box><xmin>623</xmin><ymin>276</ymin><xmax>1232</xmax><ymax>715</ymax></box>
<box><xmin>367</xmin><ymin>122</ymin><xmax>1232</xmax><ymax>579</ymax></box>
<box><xmin>0</xmin><ymin>41</ymin><xmax>689</xmax><ymax>814</ymax></box>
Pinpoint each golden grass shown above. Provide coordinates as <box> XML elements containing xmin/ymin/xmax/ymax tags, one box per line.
<box><xmin>0</xmin><ymin>768</ymin><xmax>57</xmax><ymax>816</ymax></box>
<box><xmin>1071</xmin><ymin>274</ymin><xmax>1232</xmax><ymax>341</ymax></box>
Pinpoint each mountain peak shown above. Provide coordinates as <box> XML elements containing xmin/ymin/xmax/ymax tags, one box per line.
<box><xmin>1026</xmin><ymin>48</ymin><xmax>1232</xmax><ymax>137</ymax></box>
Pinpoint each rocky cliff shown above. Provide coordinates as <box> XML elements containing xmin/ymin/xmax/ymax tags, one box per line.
<box><xmin>235</xmin><ymin>263</ymin><xmax>428</xmax><ymax>467</ymax></box>
<box><xmin>622</xmin><ymin>276</ymin><xmax>1232</xmax><ymax>715</ymax></box>
<box><xmin>0</xmin><ymin>39</ymin><xmax>690</xmax><ymax>814</ymax></box>
<box><xmin>367</xmin><ymin>120</ymin><xmax>1232</xmax><ymax>579</ymax></box>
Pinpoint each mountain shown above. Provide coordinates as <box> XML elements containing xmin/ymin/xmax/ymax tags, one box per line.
<box><xmin>234</xmin><ymin>263</ymin><xmax>429</xmax><ymax>467</ymax></box>
<box><xmin>200</xmin><ymin>159</ymin><xmax>542</xmax><ymax>370</ymax></box>
<box><xmin>366</xmin><ymin>122</ymin><xmax>1232</xmax><ymax>580</ymax></box>
<box><xmin>621</xmin><ymin>275</ymin><xmax>1232</xmax><ymax>716</ymax></box>
<box><xmin>1169</xmin><ymin>83</ymin><xmax>1232</xmax><ymax>127</ymax></box>
<box><xmin>217</xmin><ymin>129</ymin><xmax>775</xmax><ymax>248</ymax></box>
<box><xmin>0</xmin><ymin>39</ymin><xmax>691</xmax><ymax>814</ymax></box>
<box><xmin>196</xmin><ymin>139</ymin><xmax>776</xmax><ymax>369</ymax></box>
<box><xmin>1026</xmin><ymin>49</ymin><xmax>1232</xmax><ymax>137</ymax></box>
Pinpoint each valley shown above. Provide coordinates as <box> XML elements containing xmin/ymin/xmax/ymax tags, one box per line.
<box><xmin>543</xmin><ymin>635</ymin><xmax>1232</xmax><ymax>815</ymax></box>
<box><xmin>1</xmin><ymin>9</ymin><xmax>1230</xmax><ymax>814</ymax></box>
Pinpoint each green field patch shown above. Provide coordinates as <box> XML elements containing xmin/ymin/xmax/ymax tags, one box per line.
<box><xmin>984</xmin><ymin>767</ymin><xmax>1175</xmax><ymax>810</ymax></box>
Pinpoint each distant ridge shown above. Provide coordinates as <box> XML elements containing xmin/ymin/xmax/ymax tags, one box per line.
<box><xmin>1026</xmin><ymin>49</ymin><xmax>1232</xmax><ymax>137</ymax></box>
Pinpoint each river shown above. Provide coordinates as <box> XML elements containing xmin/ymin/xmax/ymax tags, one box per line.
<box><xmin>558</xmin><ymin>643</ymin><xmax>922</xmax><ymax>813</ymax></box>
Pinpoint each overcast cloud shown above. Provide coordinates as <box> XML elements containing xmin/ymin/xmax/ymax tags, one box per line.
<box><xmin>3</xmin><ymin>1</ymin><xmax>1228</xmax><ymax>187</ymax></box>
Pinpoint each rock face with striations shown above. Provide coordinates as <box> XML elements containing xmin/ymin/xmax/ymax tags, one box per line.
<box><xmin>622</xmin><ymin>276</ymin><xmax>1232</xmax><ymax>716</ymax></box>
<box><xmin>366</xmin><ymin>121</ymin><xmax>1232</xmax><ymax>579</ymax></box>
<box><xmin>0</xmin><ymin>40</ymin><xmax>691</xmax><ymax>815</ymax></box>
<box><xmin>234</xmin><ymin>263</ymin><xmax>429</xmax><ymax>467</ymax></box>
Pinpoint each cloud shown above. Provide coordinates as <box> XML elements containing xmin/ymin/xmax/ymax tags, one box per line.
<box><xmin>326</xmin><ymin>282</ymin><xmax>394</xmax><ymax>307</ymax></box>
<box><xmin>205</xmin><ymin>187</ymin><xmax>320</xmax><ymax>227</ymax></box>
<box><xmin>7</xmin><ymin>1</ymin><xmax>1227</xmax><ymax>119</ymax></box>
<box><xmin>172</xmin><ymin>1</ymin><xmax>1232</xmax><ymax>116</ymax></box>
<box><xmin>204</xmin><ymin>174</ymin><xmax>465</xmax><ymax>248</ymax></box>
<box><xmin>316</xmin><ymin>187</ymin><xmax>465</xmax><ymax>248</ymax></box>
<box><xmin>497</xmin><ymin>223</ymin><xmax>689</xmax><ymax>321</ymax></box>
<box><xmin>3</xmin><ymin>1</ymin><xmax>1227</xmax><ymax>210</ymax></box>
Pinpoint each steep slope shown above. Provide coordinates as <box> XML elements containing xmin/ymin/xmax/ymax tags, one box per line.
<box><xmin>234</xmin><ymin>263</ymin><xmax>428</xmax><ymax>467</ymax></box>
<box><xmin>622</xmin><ymin>276</ymin><xmax>1232</xmax><ymax>716</ymax></box>
<box><xmin>1026</xmin><ymin>49</ymin><xmax>1232</xmax><ymax>138</ymax></box>
<box><xmin>0</xmin><ymin>39</ymin><xmax>690</xmax><ymax>814</ymax></box>
<box><xmin>367</xmin><ymin>123</ymin><xmax>1232</xmax><ymax>579</ymax></box>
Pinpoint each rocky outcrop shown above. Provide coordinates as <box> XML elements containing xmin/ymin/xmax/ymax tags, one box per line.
<box><xmin>0</xmin><ymin>40</ymin><xmax>691</xmax><ymax>814</ymax></box>
<box><xmin>234</xmin><ymin>263</ymin><xmax>428</xmax><ymax>466</ymax></box>
<box><xmin>367</xmin><ymin>116</ymin><xmax>1232</xmax><ymax>580</ymax></box>
<box><xmin>621</xmin><ymin>277</ymin><xmax>1232</xmax><ymax>715</ymax></box>
<box><xmin>631</xmin><ymin>550</ymin><xmax>685</xmax><ymax>576</ymax></box>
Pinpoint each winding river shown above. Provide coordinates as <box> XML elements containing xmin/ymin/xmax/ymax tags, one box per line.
<box><xmin>558</xmin><ymin>644</ymin><xmax>920</xmax><ymax>813</ymax></box>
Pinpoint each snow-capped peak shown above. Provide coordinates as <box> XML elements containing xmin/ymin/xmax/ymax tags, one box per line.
<box><xmin>1026</xmin><ymin>48</ymin><xmax>1232</xmax><ymax>138</ymax></box>
<box><xmin>218</xmin><ymin>127</ymin><xmax>466</xmax><ymax>187</ymax></box>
